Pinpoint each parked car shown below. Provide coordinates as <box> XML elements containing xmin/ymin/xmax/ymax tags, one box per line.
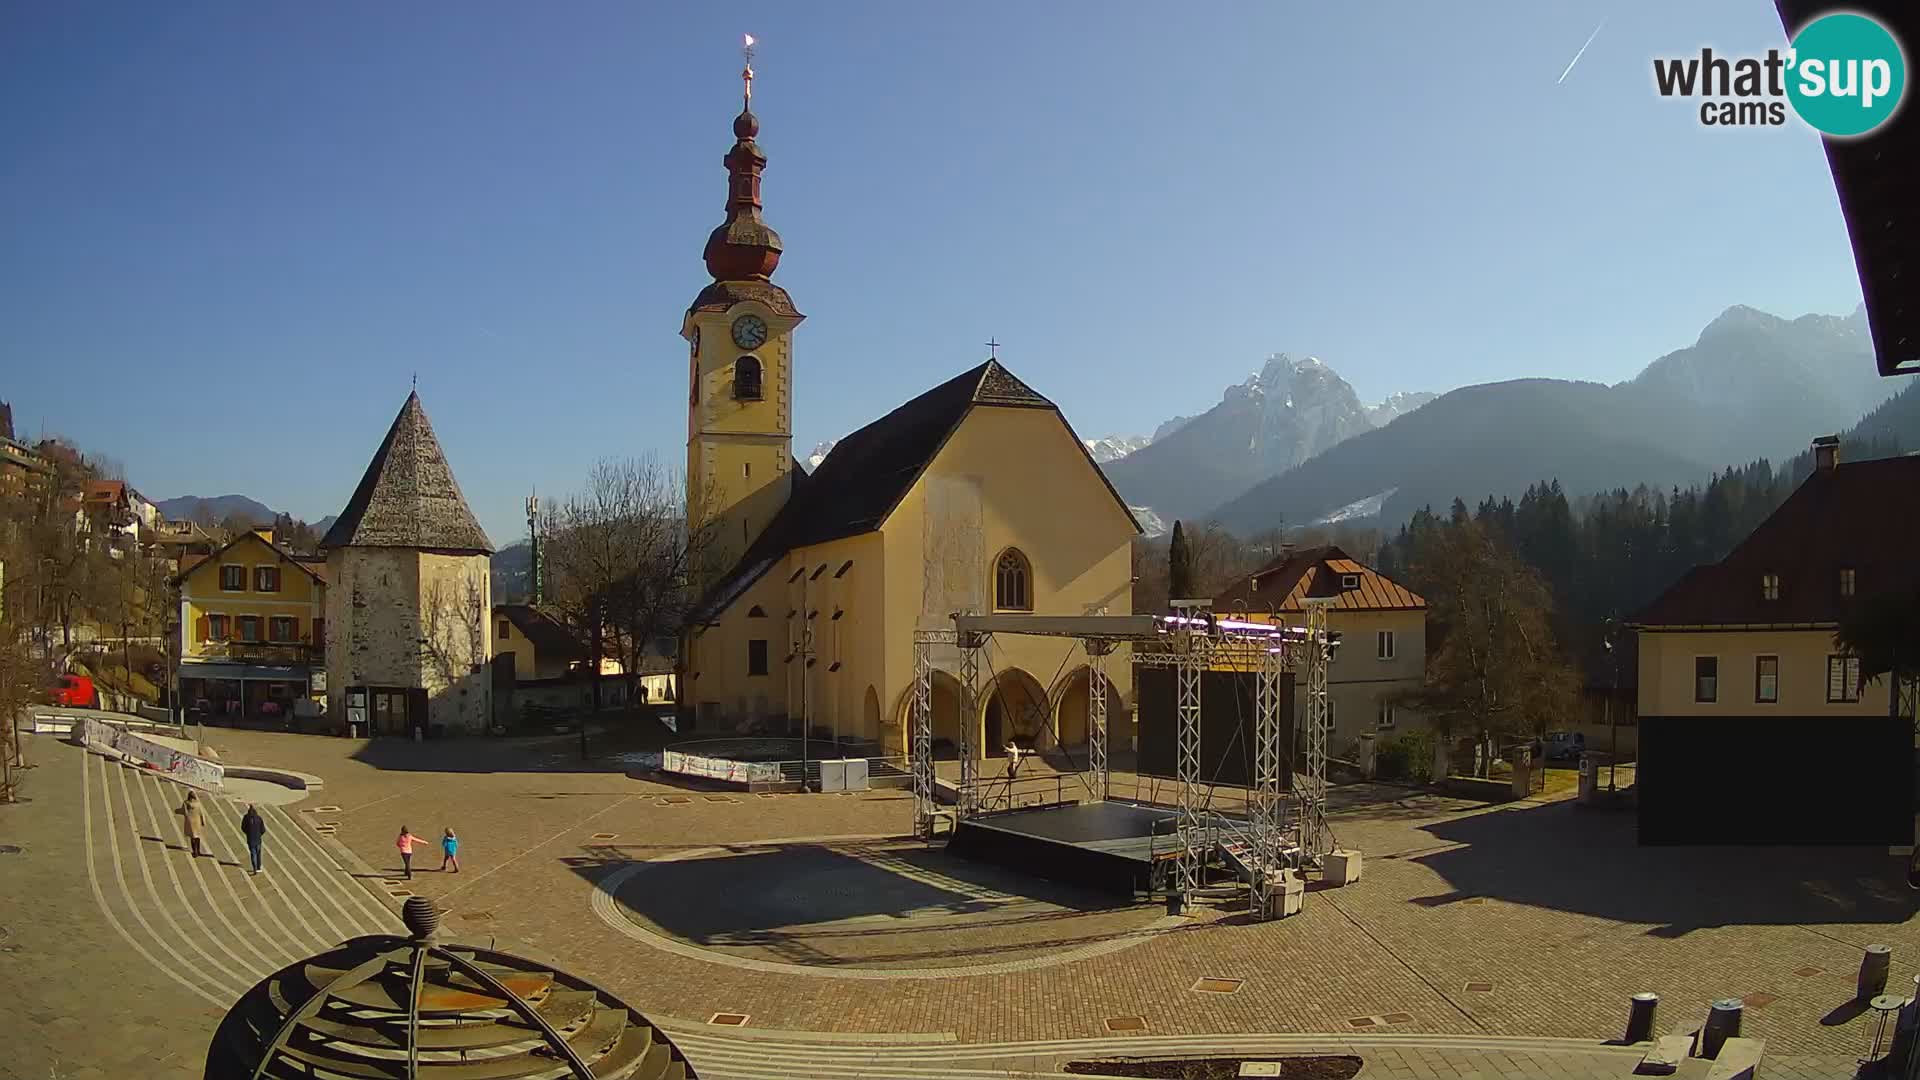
<box><xmin>48</xmin><ymin>673</ymin><xmax>98</xmax><ymax>708</ymax></box>
<box><xmin>1540</xmin><ymin>731</ymin><xmax>1586</xmax><ymax>762</ymax></box>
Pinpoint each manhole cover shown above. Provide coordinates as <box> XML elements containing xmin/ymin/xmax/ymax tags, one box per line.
<box><xmin>662</xmin><ymin>796</ymin><xmax>692</xmax><ymax>805</ymax></box>
<box><xmin>708</xmin><ymin>1013</ymin><xmax>749</xmax><ymax>1026</ymax></box>
<box><xmin>1103</xmin><ymin>1016</ymin><xmax>1147</xmax><ymax>1032</ymax></box>
<box><xmin>756</xmin><ymin>792</ymin><xmax>780</xmax><ymax>799</ymax></box>
<box><xmin>1742</xmin><ymin>992</ymin><xmax>1778</xmax><ymax>1009</ymax></box>
<box><xmin>1191</xmin><ymin>978</ymin><xmax>1245</xmax><ymax>994</ymax></box>
<box><xmin>1794</xmin><ymin>966</ymin><xmax>1824</xmax><ymax>978</ymax></box>
<box><xmin>1346</xmin><ymin>1016</ymin><xmax>1378</xmax><ymax>1029</ymax></box>
<box><xmin>703</xmin><ymin>795</ymin><xmax>736</xmax><ymax>803</ymax></box>
<box><xmin>0</xmin><ymin>844</ymin><xmax>22</xmax><ymax>855</ymax></box>
<box><xmin>389</xmin><ymin>891</ymin><xmax>413</xmax><ymax>899</ymax></box>
<box><xmin>1465</xmin><ymin>981</ymin><xmax>1495</xmax><ymax>993</ymax></box>
<box><xmin>461</xmin><ymin>911</ymin><xmax>495</xmax><ymax>922</ymax></box>
<box><xmin>1381</xmin><ymin>1012</ymin><xmax>1414</xmax><ymax>1024</ymax></box>
<box><xmin>591</xmin><ymin>833</ymin><xmax>619</xmax><ymax>841</ymax></box>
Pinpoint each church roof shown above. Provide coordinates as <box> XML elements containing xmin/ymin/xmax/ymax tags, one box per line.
<box><xmin>320</xmin><ymin>392</ymin><xmax>494</xmax><ymax>554</ymax></box>
<box><xmin>693</xmin><ymin>359</ymin><xmax>1138</xmax><ymax>622</ymax></box>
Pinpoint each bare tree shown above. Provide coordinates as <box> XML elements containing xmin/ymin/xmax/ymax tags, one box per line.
<box><xmin>543</xmin><ymin>457</ymin><xmax>721</xmax><ymax>756</ymax></box>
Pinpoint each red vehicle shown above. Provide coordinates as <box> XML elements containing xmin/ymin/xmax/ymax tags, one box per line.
<box><xmin>48</xmin><ymin>673</ymin><xmax>97</xmax><ymax>708</ymax></box>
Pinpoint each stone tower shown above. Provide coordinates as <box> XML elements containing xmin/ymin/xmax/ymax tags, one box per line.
<box><xmin>682</xmin><ymin>51</ymin><xmax>805</xmax><ymax>582</ymax></box>
<box><xmin>321</xmin><ymin>392</ymin><xmax>495</xmax><ymax>737</ymax></box>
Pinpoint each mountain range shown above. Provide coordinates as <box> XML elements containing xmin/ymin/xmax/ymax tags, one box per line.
<box><xmin>1204</xmin><ymin>305</ymin><xmax>1889</xmax><ymax>534</ymax></box>
<box><xmin>152</xmin><ymin>494</ymin><xmax>335</xmax><ymax>537</ymax></box>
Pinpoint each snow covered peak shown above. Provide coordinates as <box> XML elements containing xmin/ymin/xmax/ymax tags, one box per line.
<box><xmin>804</xmin><ymin>439</ymin><xmax>837</xmax><ymax>470</ymax></box>
<box><xmin>1084</xmin><ymin>434</ymin><xmax>1153</xmax><ymax>464</ymax></box>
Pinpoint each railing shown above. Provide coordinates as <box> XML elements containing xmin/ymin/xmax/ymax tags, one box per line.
<box><xmin>188</xmin><ymin>641</ymin><xmax>322</xmax><ymax>665</ymax></box>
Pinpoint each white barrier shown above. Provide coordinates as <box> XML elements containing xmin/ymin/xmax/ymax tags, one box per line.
<box><xmin>659</xmin><ymin>750</ymin><xmax>782</xmax><ymax>785</ymax></box>
<box><xmin>71</xmin><ymin>716</ymin><xmax>224</xmax><ymax>789</ymax></box>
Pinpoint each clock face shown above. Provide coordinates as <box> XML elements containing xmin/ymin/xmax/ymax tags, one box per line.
<box><xmin>731</xmin><ymin>314</ymin><xmax>769</xmax><ymax>350</ymax></box>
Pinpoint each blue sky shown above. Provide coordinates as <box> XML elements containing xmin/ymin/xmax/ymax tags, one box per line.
<box><xmin>0</xmin><ymin>2</ymin><xmax>1870</xmax><ymax>543</ymax></box>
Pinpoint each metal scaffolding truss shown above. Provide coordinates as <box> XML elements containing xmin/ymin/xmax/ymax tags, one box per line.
<box><xmin>909</xmin><ymin>609</ymin><xmax>1337</xmax><ymax>916</ymax></box>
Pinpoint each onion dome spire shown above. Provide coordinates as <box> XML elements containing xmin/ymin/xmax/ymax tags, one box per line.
<box><xmin>703</xmin><ymin>33</ymin><xmax>783</xmax><ymax>282</ymax></box>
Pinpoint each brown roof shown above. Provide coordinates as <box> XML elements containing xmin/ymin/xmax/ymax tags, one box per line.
<box><xmin>692</xmin><ymin>359</ymin><xmax>1139</xmax><ymax>622</ymax></box>
<box><xmin>171</xmin><ymin>531</ymin><xmax>327</xmax><ymax>588</ymax></box>
<box><xmin>83</xmin><ymin>479</ymin><xmax>125</xmax><ymax>505</ymax></box>
<box><xmin>495</xmin><ymin>604</ymin><xmax>586</xmax><ymax>660</ymax></box>
<box><xmin>1775</xmin><ymin>0</ymin><xmax>1918</xmax><ymax>377</ymax></box>
<box><xmin>321</xmin><ymin>392</ymin><xmax>493</xmax><ymax>554</ymax></box>
<box><xmin>1632</xmin><ymin>453</ymin><xmax>1920</xmax><ymax>627</ymax></box>
<box><xmin>1213</xmin><ymin>544</ymin><xmax>1426</xmax><ymax>614</ymax></box>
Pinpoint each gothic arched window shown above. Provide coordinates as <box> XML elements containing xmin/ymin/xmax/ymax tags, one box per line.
<box><xmin>994</xmin><ymin>548</ymin><xmax>1032</xmax><ymax>612</ymax></box>
<box><xmin>733</xmin><ymin>355</ymin><xmax>763</xmax><ymax>401</ymax></box>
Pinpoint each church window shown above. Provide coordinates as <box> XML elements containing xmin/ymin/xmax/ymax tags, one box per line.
<box><xmin>747</xmin><ymin>605</ymin><xmax>767</xmax><ymax>618</ymax></box>
<box><xmin>994</xmin><ymin>548</ymin><xmax>1032</xmax><ymax>612</ymax></box>
<box><xmin>748</xmin><ymin>639</ymin><xmax>769</xmax><ymax>676</ymax></box>
<box><xmin>733</xmin><ymin>355</ymin><xmax>763</xmax><ymax>401</ymax></box>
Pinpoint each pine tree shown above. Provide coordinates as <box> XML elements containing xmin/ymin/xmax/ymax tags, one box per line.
<box><xmin>1168</xmin><ymin>520</ymin><xmax>1194</xmax><ymax>600</ymax></box>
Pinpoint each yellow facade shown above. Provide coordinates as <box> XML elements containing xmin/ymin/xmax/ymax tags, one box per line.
<box><xmin>682</xmin><ymin>299</ymin><xmax>803</xmax><ymax>577</ymax></box>
<box><xmin>686</xmin><ymin>377</ymin><xmax>1137</xmax><ymax>756</ymax></box>
<box><xmin>178</xmin><ymin>531</ymin><xmax>327</xmax><ymax>661</ymax></box>
<box><xmin>1637</xmin><ymin>628</ymin><xmax>1894</xmax><ymax>718</ymax></box>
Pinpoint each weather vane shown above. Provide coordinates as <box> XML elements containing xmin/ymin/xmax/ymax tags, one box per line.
<box><xmin>742</xmin><ymin>33</ymin><xmax>756</xmax><ymax>105</ymax></box>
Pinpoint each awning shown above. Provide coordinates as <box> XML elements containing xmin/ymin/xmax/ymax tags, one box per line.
<box><xmin>178</xmin><ymin>661</ymin><xmax>315</xmax><ymax>681</ymax></box>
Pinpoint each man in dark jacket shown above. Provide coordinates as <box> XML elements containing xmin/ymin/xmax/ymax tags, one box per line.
<box><xmin>241</xmin><ymin>804</ymin><xmax>266</xmax><ymax>875</ymax></box>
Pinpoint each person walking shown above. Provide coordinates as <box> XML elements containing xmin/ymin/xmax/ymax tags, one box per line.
<box><xmin>241</xmin><ymin>804</ymin><xmax>266</xmax><ymax>875</ymax></box>
<box><xmin>396</xmin><ymin>826</ymin><xmax>416</xmax><ymax>879</ymax></box>
<box><xmin>178</xmin><ymin>791</ymin><xmax>206</xmax><ymax>857</ymax></box>
<box><xmin>440</xmin><ymin>828</ymin><xmax>460</xmax><ymax>874</ymax></box>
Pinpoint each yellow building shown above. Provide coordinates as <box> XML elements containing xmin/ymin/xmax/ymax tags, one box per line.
<box><xmin>1213</xmin><ymin>545</ymin><xmax>1429</xmax><ymax>754</ymax></box>
<box><xmin>1629</xmin><ymin>438</ymin><xmax>1917</xmax><ymax>844</ymax></box>
<box><xmin>682</xmin><ymin>78</ymin><xmax>1138</xmax><ymax>756</ymax></box>
<box><xmin>175</xmin><ymin>528</ymin><xmax>328</xmax><ymax>720</ymax></box>
<box><xmin>492</xmin><ymin>603</ymin><xmax>586</xmax><ymax>683</ymax></box>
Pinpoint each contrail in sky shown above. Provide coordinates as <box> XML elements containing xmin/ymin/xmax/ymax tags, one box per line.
<box><xmin>1557</xmin><ymin>17</ymin><xmax>1607</xmax><ymax>85</ymax></box>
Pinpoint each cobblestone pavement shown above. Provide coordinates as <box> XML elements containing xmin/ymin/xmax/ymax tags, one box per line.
<box><xmin>9</xmin><ymin>724</ymin><xmax>1904</xmax><ymax>1079</ymax></box>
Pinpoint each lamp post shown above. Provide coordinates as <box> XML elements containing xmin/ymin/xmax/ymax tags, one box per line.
<box><xmin>1603</xmin><ymin>617</ymin><xmax>1620</xmax><ymax>793</ymax></box>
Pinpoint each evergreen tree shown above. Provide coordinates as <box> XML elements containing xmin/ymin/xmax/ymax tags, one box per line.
<box><xmin>1168</xmin><ymin>520</ymin><xmax>1194</xmax><ymax>600</ymax></box>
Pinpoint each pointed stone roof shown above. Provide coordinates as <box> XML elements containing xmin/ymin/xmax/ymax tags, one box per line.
<box><xmin>321</xmin><ymin>392</ymin><xmax>494</xmax><ymax>554</ymax></box>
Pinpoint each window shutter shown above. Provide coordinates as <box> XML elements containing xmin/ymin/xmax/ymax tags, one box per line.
<box><xmin>196</xmin><ymin>615</ymin><xmax>209</xmax><ymax>643</ymax></box>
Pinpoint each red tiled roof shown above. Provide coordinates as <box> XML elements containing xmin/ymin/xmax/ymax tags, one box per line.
<box><xmin>1213</xmin><ymin>544</ymin><xmax>1425</xmax><ymax>614</ymax></box>
<box><xmin>1632</xmin><ymin>454</ymin><xmax>1920</xmax><ymax>627</ymax></box>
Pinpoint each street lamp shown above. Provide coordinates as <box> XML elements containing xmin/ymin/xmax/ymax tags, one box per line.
<box><xmin>1602</xmin><ymin>617</ymin><xmax>1620</xmax><ymax>793</ymax></box>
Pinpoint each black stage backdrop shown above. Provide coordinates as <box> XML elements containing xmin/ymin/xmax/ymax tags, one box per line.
<box><xmin>1136</xmin><ymin>669</ymin><xmax>1294</xmax><ymax>789</ymax></box>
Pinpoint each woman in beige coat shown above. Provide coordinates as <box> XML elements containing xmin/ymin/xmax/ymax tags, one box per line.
<box><xmin>178</xmin><ymin>792</ymin><xmax>206</xmax><ymax>857</ymax></box>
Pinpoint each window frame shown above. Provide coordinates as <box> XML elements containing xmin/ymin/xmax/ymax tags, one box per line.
<box><xmin>1828</xmin><ymin>654</ymin><xmax>1862</xmax><ymax>704</ymax></box>
<box><xmin>1376</xmin><ymin>699</ymin><xmax>1396</xmax><ymax>730</ymax></box>
<box><xmin>254</xmin><ymin>564</ymin><xmax>281</xmax><ymax>593</ymax></box>
<box><xmin>732</xmin><ymin>355</ymin><xmax>764</xmax><ymax>401</ymax></box>
<box><xmin>1760</xmin><ymin>572</ymin><xmax>1780</xmax><ymax>601</ymax></box>
<box><xmin>207</xmin><ymin>614</ymin><xmax>230</xmax><ymax>642</ymax></box>
<box><xmin>1693</xmin><ymin>656</ymin><xmax>1718</xmax><ymax>703</ymax></box>
<box><xmin>1839</xmin><ymin>566</ymin><xmax>1857</xmax><ymax>598</ymax></box>
<box><xmin>1377</xmin><ymin>630</ymin><xmax>1395</xmax><ymax>661</ymax></box>
<box><xmin>993</xmin><ymin>548</ymin><xmax>1033</xmax><ymax>612</ymax></box>
<box><xmin>267</xmin><ymin>616</ymin><xmax>299</xmax><ymax>643</ymax></box>
<box><xmin>219</xmin><ymin>564</ymin><xmax>246</xmax><ymax>592</ymax></box>
<box><xmin>498</xmin><ymin>619</ymin><xmax>511</xmax><ymax>640</ymax></box>
<box><xmin>1754</xmin><ymin>655</ymin><xmax>1779</xmax><ymax>704</ymax></box>
<box><xmin>747</xmin><ymin>638</ymin><xmax>769</xmax><ymax>677</ymax></box>
<box><xmin>237</xmin><ymin>615</ymin><xmax>262</xmax><ymax>643</ymax></box>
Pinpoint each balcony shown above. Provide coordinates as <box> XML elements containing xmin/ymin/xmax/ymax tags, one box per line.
<box><xmin>191</xmin><ymin>640</ymin><xmax>323</xmax><ymax>667</ymax></box>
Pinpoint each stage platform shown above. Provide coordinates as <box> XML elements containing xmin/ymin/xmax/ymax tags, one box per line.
<box><xmin>947</xmin><ymin>800</ymin><xmax>1249</xmax><ymax>897</ymax></box>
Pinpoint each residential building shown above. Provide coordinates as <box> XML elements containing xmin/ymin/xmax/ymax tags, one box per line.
<box><xmin>175</xmin><ymin>528</ymin><xmax>328</xmax><ymax>720</ymax></box>
<box><xmin>492</xmin><ymin>604</ymin><xmax>587</xmax><ymax>682</ymax></box>
<box><xmin>322</xmin><ymin>392</ymin><xmax>494</xmax><ymax>738</ymax></box>
<box><xmin>1213</xmin><ymin>545</ymin><xmax>1429</xmax><ymax>753</ymax></box>
<box><xmin>80</xmin><ymin>479</ymin><xmax>159</xmax><ymax>553</ymax></box>
<box><xmin>1630</xmin><ymin>437</ymin><xmax>1918</xmax><ymax>842</ymax></box>
<box><xmin>682</xmin><ymin>83</ymin><xmax>1136</xmax><ymax>754</ymax></box>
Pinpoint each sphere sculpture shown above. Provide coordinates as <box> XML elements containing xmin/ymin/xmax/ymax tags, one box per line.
<box><xmin>205</xmin><ymin>898</ymin><xmax>697</xmax><ymax>1079</ymax></box>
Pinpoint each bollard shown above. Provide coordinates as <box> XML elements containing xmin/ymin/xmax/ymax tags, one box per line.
<box><xmin>1860</xmin><ymin>944</ymin><xmax>1894</xmax><ymax>1001</ymax></box>
<box><xmin>1624</xmin><ymin>992</ymin><xmax>1660</xmax><ymax>1044</ymax></box>
<box><xmin>1700</xmin><ymin>999</ymin><xmax>1743</xmax><ymax>1059</ymax></box>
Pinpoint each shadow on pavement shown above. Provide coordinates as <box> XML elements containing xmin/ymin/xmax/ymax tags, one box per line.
<box><xmin>1408</xmin><ymin>798</ymin><xmax>1918</xmax><ymax>935</ymax></box>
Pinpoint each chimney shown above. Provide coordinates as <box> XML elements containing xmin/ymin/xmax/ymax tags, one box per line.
<box><xmin>1812</xmin><ymin>435</ymin><xmax>1840</xmax><ymax>472</ymax></box>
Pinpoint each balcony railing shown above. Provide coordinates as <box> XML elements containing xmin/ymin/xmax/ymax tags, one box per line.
<box><xmin>189</xmin><ymin>640</ymin><xmax>323</xmax><ymax>666</ymax></box>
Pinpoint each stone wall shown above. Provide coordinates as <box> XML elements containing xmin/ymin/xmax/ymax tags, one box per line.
<box><xmin>324</xmin><ymin>548</ymin><xmax>494</xmax><ymax>735</ymax></box>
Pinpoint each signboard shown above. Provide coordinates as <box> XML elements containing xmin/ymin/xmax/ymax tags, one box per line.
<box><xmin>310</xmin><ymin>672</ymin><xmax>327</xmax><ymax>692</ymax></box>
<box><xmin>660</xmin><ymin>751</ymin><xmax>782</xmax><ymax>785</ymax></box>
<box><xmin>347</xmin><ymin>707</ymin><xmax>367</xmax><ymax>726</ymax></box>
<box><xmin>348</xmin><ymin>691</ymin><xmax>365</xmax><ymax>707</ymax></box>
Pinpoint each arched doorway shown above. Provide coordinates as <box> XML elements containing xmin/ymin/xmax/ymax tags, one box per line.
<box><xmin>1050</xmin><ymin>666</ymin><xmax>1127</xmax><ymax>755</ymax></box>
<box><xmin>862</xmin><ymin>685</ymin><xmax>881</xmax><ymax>743</ymax></box>
<box><xmin>894</xmin><ymin>671</ymin><xmax>966</xmax><ymax>757</ymax></box>
<box><xmin>982</xmin><ymin>668</ymin><xmax>1048</xmax><ymax>755</ymax></box>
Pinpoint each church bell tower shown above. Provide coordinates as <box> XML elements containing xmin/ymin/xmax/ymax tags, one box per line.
<box><xmin>683</xmin><ymin>36</ymin><xmax>803</xmax><ymax>581</ymax></box>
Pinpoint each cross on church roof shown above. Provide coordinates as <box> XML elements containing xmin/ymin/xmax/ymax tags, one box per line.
<box><xmin>985</xmin><ymin>338</ymin><xmax>1001</xmax><ymax>360</ymax></box>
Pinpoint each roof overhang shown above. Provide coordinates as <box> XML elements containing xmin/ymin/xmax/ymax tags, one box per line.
<box><xmin>1626</xmin><ymin>622</ymin><xmax>1840</xmax><ymax>633</ymax></box>
<box><xmin>1775</xmin><ymin>0</ymin><xmax>1920</xmax><ymax>376</ymax></box>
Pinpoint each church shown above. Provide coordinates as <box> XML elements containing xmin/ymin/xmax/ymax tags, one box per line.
<box><xmin>681</xmin><ymin>63</ymin><xmax>1138</xmax><ymax>758</ymax></box>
